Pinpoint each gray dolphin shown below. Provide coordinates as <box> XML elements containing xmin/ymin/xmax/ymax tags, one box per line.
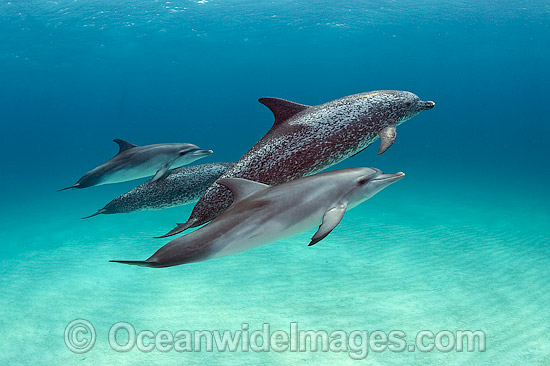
<box><xmin>59</xmin><ymin>139</ymin><xmax>213</xmax><ymax>191</ymax></box>
<box><xmin>111</xmin><ymin>167</ymin><xmax>404</xmax><ymax>268</ymax></box>
<box><xmin>160</xmin><ymin>90</ymin><xmax>434</xmax><ymax>237</ymax></box>
<box><xmin>82</xmin><ymin>162</ymin><xmax>233</xmax><ymax>218</ymax></box>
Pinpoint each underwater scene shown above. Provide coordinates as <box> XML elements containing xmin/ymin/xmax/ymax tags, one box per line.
<box><xmin>1</xmin><ymin>0</ymin><xmax>549</xmax><ymax>364</ymax></box>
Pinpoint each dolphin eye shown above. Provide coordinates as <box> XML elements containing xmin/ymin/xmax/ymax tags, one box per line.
<box><xmin>358</xmin><ymin>177</ymin><xmax>369</xmax><ymax>185</ymax></box>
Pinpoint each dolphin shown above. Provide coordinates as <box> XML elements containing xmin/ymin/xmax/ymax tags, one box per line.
<box><xmin>59</xmin><ymin>139</ymin><xmax>213</xmax><ymax>191</ymax></box>
<box><xmin>111</xmin><ymin>167</ymin><xmax>405</xmax><ymax>268</ymax></box>
<box><xmin>160</xmin><ymin>90</ymin><xmax>434</xmax><ymax>237</ymax></box>
<box><xmin>82</xmin><ymin>162</ymin><xmax>233</xmax><ymax>218</ymax></box>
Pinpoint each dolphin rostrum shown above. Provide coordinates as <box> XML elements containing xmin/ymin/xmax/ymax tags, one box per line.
<box><xmin>82</xmin><ymin>162</ymin><xmax>233</xmax><ymax>218</ymax></box>
<box><xmin>160</xmin><ymin>90</ymin><xmax>434</xmax><ymax>237</ymax></box>
<box><xmin>59</xmin><ymin>139</ymin><xmax>213</xmax><ymax>191</ymax></box>
<box><xmin>111</xmin><ymin>167</ymin><xmax>405</xmax><ymax>268</ymax></box>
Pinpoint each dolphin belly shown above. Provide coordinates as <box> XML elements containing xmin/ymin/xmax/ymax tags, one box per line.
<box><xmin>101</xmin><ymin>156</ymin><xmax>170</xmax><ymax>184</ymax></box>
<box><xmin>212</xmin><ymin>217</ymin><xmax>321</xmax><ymax>259</ymax></box>
<box><xmin>100</xmin><ymin>167</ymin><xmax>157</xmax><ymax>185</ymax></box>
<box><xmin>209</xmin><ymin>204</ymin><xmax>326</xmax><ymax>259</ymax></box>
<box><xmin>149</xmin><ymin>205</ymin><xmax>325</xmax><ymax>266</ymax></box>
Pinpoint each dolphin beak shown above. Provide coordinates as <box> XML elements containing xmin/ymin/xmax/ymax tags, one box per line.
<box><xmin>372</xmin><ymin>172</ymin><xmax>405</xmax><ymax>184</ymax></box>
<box><xmin>191</xmin><ymin>149</ymin><xmax>214</xmax><ymax>156</ymax></box>
<box><xmin>418</xmin><ymin>100</ymin><xmax>435</xmax><ymax>110</ymax></box>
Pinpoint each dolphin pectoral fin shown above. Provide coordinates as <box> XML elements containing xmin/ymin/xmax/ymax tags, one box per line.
<box><xmin>217</xmin><ymin>178</ymin><xmax>270</xmax><ymax>202</ymax></box>
<box><xmin>308</xmin><ymin>203</ymin><xmax>347</xmax><ymax>246</ymax></box>
<box><xmin>152</xmin><ymin>163</ymin><xmax>173</xmax><ymax>182</ymax></box>
<box><xmin>378</xmin><ymin>125</ymin><xmax>397</xmax><ymax>155</ymax></box>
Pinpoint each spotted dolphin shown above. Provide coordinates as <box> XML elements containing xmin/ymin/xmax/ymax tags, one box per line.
<box><xmin>112</xmin><ymin>167</ymin><xmax>404</xmax><ymax>267</ymax></box>
<box><xmin>160</xmin><ymin>90</ymin><xmax>434</xmax><ymax>237</ymax></box>
<box><xmin>82</xmin><ymin>162</ymin><xmax>233</xmax><ymax>218</ymax></box>
<box><xmin>59</xmin><ymin>139</ymin><xmax>213</xmax><ymax>191</ymax></box>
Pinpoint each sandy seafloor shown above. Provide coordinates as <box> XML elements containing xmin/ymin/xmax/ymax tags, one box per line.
<box><xmin>1</xmin><ymin>170</ymin><xmax>549</xmax><ymax>365</ymax></box>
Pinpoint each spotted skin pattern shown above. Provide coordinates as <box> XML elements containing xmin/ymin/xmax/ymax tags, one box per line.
<box><xmin>172</xmin><ymin>90</ymin><xmax>434</xmax><ymax>233</ymax></box>
<box><xmin>86</xmin><ymin>162</ymin><xmax>233</xmax><ymax>217</ymax></box>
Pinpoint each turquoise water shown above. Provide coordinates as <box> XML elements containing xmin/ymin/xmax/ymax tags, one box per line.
<box><xmin>1</xmin><ymin>0</ymin><xmax>550</xmax><ymax>365</ymax></box>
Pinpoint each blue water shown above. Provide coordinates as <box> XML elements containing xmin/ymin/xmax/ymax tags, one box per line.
<box><xmin>1</xmin><ymin>1</ymin><xmax>549</xmax><ymax>364</ymax></box>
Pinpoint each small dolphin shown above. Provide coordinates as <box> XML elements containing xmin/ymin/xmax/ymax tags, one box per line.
<box><xmin>59</xmin><ymin>139</ymin><xmax>213</xmax><ymax>191</ymax></box>
<box><xmin>82</xmin><ymin>162</ymin><xmax>233</xmax><ymax>218</ymax></box>
<box><xmin>161</xmin><ymin>90</ymin><xmax>434</xmax><ymax>237</ymax></box>
<box><xmin>111</xmin><ymin>167</ymin><xmax>404</xmax><ymax>268</ymax></box>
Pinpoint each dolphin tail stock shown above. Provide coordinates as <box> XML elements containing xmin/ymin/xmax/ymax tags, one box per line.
<box><xmin>57</xmin><ymin>184</ymin><xmax>80</xmax><ymax>192</ymax></box>
<box><xmin>154</xmin><ymin>219</ymin><xmax>198</xmax><ymax>238</ymax></box>
<box><xmin>109</xmin><ymin>260</ymin><xmax>156</xmax><ymax>267</ymax></box>
<box><xmin>81</xmin><ymin>209</ymin><xmax>107</xmax><ymax>219</ymax></box>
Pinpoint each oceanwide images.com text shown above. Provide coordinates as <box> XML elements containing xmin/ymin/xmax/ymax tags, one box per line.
<box><xmin>65</xmin><ymin>320</ymin><xmax>486</xmax><ymax>360</ymax></box>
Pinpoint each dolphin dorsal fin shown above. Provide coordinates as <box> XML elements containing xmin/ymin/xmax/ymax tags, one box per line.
<box><xmin>258</xmin><ymin>97</ymin><xmax>310</xmax><ymax>127</ymax></box>
<box><xmin>113</xmin><ymin>139</ymin><xmax>137</xmax><ymax>154</ymax></box>
<box><xmin>217</xmin><ymin>178</ymin><xmax>270</xmax><ymax>202</ymax></box>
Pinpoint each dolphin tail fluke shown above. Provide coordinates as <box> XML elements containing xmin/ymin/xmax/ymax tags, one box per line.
<box><xmin>154</xmin><ymin>220</ymin><xmax>197</xmax><ymax>238</ymax></box>
<box><xmin>109</xmin><ymin>260</ymin><xmax>156</xmax><ymax>267</ymax></box>
<box><xmin>81</xmin><ymin>209</ymin><xmax>107</xmax><ymax>219</ymax></box>
<box><xmin>57</xmin><ymin>184</ymin><xmax>79</xmax><ymax>192</ymax></box>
